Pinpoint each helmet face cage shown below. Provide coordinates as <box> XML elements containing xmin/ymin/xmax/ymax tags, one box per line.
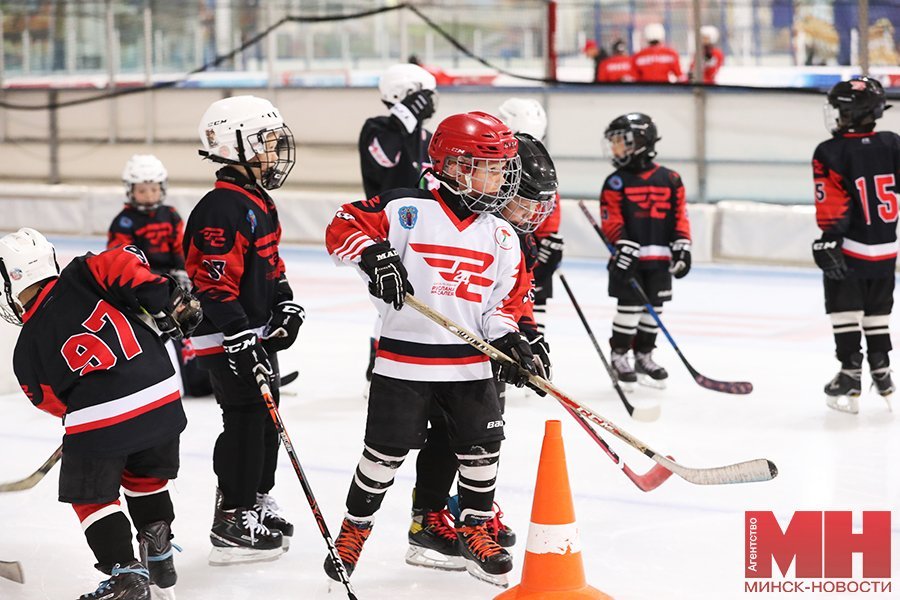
<box><xmin>605</xmin><ymin>128</ymin><xmax>639</xmax><ymax>167</ymax></box>
<box><xmin>444</xmin><ymin>154</ymin><xmax>522</xmax><ymax>213</ymax></box>
<box><xmin>500</xmin><ymin>192</ymin><xmax>556</xmax><ymax>233</ymax></box>
<box><xmin>243</xmin><ymin>125</ymin><xmax>296</xmax><ymax>190</ymax></box>
<box><xmin>125</xmin><ymin>182</ymin><xmax>167</xmax><ymax>212</ymax></box>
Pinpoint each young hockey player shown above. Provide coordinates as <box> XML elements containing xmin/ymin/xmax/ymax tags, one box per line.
<box><xmin>600</xmin><ymin>112</ymin><xmax>692</xmax><ymax>389</ymax></box>
<box><xmin>812</xmin><ymin>76</ymin><xmax>899</xmax><ymax>413</ymax></box>
<box><xmin>404</xmin><ymin>132</ymin><xmax>557</xmax><ymax>580</ymax></box>
<box><xmin>359</xmin><ymin>62</ymin><xmax>439</xmax><ymax>382</ymax></box>
<box><xmin>184</xmin><ymin>95</ymin><xmax>305</xmax><ymax>564</ymax></box>
<box><xmin>324</xmin><ymin>111</ymin><xmax>536</xmax><ymax>586</ymax></box>
<box><xmin>108</xmin><ymin>154</ymin><xmax>210</xmax><ymax>397</ymax></box>
<box><xmin>0</xmin><ymin>228</ymin><xmax>201</xmax><ymax>600</ymax></box>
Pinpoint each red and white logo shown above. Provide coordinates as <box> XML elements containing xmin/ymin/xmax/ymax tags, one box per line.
<box><xmin>494</xmin><ymin>226</ymin><xmax>515</xmax><ymax>250</ymax></box>
<box><xmin>410</xmin><ymin>243</ymin><xmax>495</xmax><ymax>302</ymax></box>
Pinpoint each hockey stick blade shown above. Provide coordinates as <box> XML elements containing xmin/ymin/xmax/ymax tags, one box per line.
<box><xmin>280</xmin><ymin>370</ymin><xmax>299</xmax><ymax>387</ymax></box>
<box><xmin>404</xmin><ymin>294</ymin><xmax>777</xmax><ymax>486</ymax></box>
<box><xmin>0</xmin><ymin>444</ymin><xmax>62</xmax><ymax>493</ymax></box>
<box><xmin>0</xmin><ymin>561</ymin><xmax>24</xmax><ymax>584</ymax></box>
<box><xmin>693</xmin><ymin>371</ymin><xmax>753</xmax><ymax>395</ymax></box>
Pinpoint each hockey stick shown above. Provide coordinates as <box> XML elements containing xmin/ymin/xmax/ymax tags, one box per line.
<box><xmin>0</xmin><ymin>444</ymin><xmax>62</xmax><ymax>493</ymax></box>
<box><xmin>404</xmin><ymin>294</ymin><xmax>776</xmax><ymax>485</ymax></box>
<box><xmin>0</xmin><ymin>561</ymin><xmax>24</xmax><ymax>584</ymax></box>
<box><xmin>577</xmin><ymin>200</ymin><xmax>753</xmax><ymax>395</ymax></box>
<box><xmin>280</xmin><ymin>370</ymin><xmax>299</xmax><ymax>386</ymax></box>
<box><xmin>557</xmin><ymin>272</ymin><xmax>661</xmax><ymax>422</ymax></box>
<box><xmin>255</xmin><ymin>374</ymin><xmax>359</xmax><ymax>600</ymax></box>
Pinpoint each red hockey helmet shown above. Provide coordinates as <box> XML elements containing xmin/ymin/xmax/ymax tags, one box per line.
<box><xmin>428</xmin><ymin>111</ymin><xmax>522</xmax><ymax>213</ymax></box>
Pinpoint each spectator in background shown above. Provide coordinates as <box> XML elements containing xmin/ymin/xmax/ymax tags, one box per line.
<box><xmin>583</xmin><ymin>40</ymin><xmax>608</xmax><ymax>83</ymax></box>
<box><xmin>598</xmin><ymin>39</ymin><xmax>635</xmax><ymax>82</ymax></box>
<box><xmin>632</xmin><ymin>23</ymin><xmax>683</xmax><ymax>83</ymax></box>
<box><xmin>690</xmin><ymin>26</ymin><xmax>725</xmax><ymax>84</ymax></box>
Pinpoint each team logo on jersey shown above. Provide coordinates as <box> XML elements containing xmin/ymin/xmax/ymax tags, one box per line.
<box><xmin>625</xmin><ymin>186</ymin><xmax>672</xmax><ymax>219</ymax></box>
<box><xmin>246</xmin><ymin>210</ymin><xmax>257</xmax><ymax>234</ymax></box>
<box><xmin>398</xmin><ymin>206</ymin><xmax>418</xmax><ymax>230</ymax></box>
<box><xmin>409</xmin><ymin>243</ymin><xmax>495</xmax><ymax>303</ymax></box>
<box><xmin>119</xmin><ymin>216</ymin><xmax>133</xmax><ymax>228</ymax></box>
<box><xmin>135</xmin><ymin>223</ymin><xmax>174</xmax><ymax>251</ymax></box>
<box><xmin>609</xmin><ymin>175</ymin><xmax>624</xmax><ymax>190</ymax></box>
<box><xmin>199</xmin><ymin>227</ymin><xmax>226</xmax><ymax>248</ymax></box>
<box><xmin>494</xmin><ymin>226</ymin><xmax>515</xmax><ymax>250</ymax></box>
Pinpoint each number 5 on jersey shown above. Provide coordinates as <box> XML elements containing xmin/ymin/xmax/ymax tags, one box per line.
<box><xmin>854</xmin><ymin>173</ymin><xmax>899</xmax><ymax>225</ymax></box>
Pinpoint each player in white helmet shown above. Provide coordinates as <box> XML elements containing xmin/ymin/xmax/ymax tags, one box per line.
<box><xmin>633</xmin><ymin>22</ymin><xmax>683</xmax><ymax>82</ymax></box>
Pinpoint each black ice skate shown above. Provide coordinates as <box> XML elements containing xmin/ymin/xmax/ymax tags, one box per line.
<box><xmin>484</xmin><ymin>502</ymin><xmax>516</xmax><ymax>548</ymax></box>
<box><xmin>824</xmin><ymin>356</ymin><xmax>862</xmax><ymax>414</ymax></box>
<box><xmin>635</xmin><ymin>351</ymin><xmax>668</xmax><ymax>389</ymax></box>
<box><xmin>255</xmin><ymin>493</ymin><xmax>294</xmax><ymax>549</ymax></box>
<box><xmin>209</xmin><ymin>507</ymin><xmax>284</xmax><ymax>566</ymax></box>
<box><xmin>78</xmin><ymin>560</ymin><xmax>150</xmax><ymax>600</ymax></box>
<box><xmin>456</xmin><ymin>515</ymin><xmax>513</xmax><ymax>588</ymax></box>
<box><xmin>868</xmin><ymin>353</ymin><xmax>894</xmax><ymax>411</ymax></box>
<box><xmin>405</xmin><ymin>508</ymin><xmax>466</xmax><ymax>571</ymax></box>
<box><xmin>138</xmin><ymin>520</ymin><xmax>179</xmax><ymax>599</ymax></box>
<box><xmin>610</xmin><ymin>349</ymin><xmax>637</xmax><ymax>390</ymax></box>
<box><xmin>324</xmin><ymin>517</ymin><xmax>372</xmax><ymax>581</ymax></box>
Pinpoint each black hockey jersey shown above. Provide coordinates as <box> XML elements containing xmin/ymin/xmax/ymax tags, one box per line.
<box><xmin>13</xmin><ymin>246</ymin><xmax>186</xmax><ymax>457</ymax></box>
<box><xmin>107</xmin><ymin>204</ymin><xmax>185</xmax><ymax>273</ymax></box>
<box><xmin>813</xmin><ymin>131</ymin><xmax>900</xmax><ymax>278</ymax></box>
<box><xmin>600</xmin><ymin>163</ymin><xmax>691</xmax><ymax>269</ymax></box>
<box><xmin>359</xmin><ymin>116</ymin><xmax>435</xmax><ymax>198</ymax></box>
<box><xmin>183</xmin><ymin>168</ymin><xmax>291</xmax><ymax>366</ymax></box>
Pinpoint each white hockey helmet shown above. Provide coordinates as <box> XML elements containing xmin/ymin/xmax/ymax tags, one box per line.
<box><xmin>121</xmin><ymin>154</ymin><xmax>168</xmax><ymax>211</ymax></box>
<box><xmin>497</xmin><ymin>98</ymin><xmax>548</xmax><ymax>141</ymax></box>
<box><xmin>378</xmin><ymin>64</ymin><xmax>437</xmax><ymax>105</ymax></box>
<box><xmin>700</xmin><ymin>25</ymin><xmax>720</xmax><ymax>45</ymax></box>
<box><xmin>644</xmin><ymin>23</ymin><xmax>666</xmax><ymax>44</ymax></box>
<box><xmin>0</xmin><ymin>228</ymin><xmax>60</xmax><ymax>325</ymax></box>
<box><xmin>198</xmin><ymin>95</ymin><xmax>296</xmax><ymax>190</ymax></box>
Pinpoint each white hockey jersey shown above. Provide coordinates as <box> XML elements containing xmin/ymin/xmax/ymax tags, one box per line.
<box><xmin>325</xmin><ymin>186</ymin><xmax>529</xmax><ymax>381</ymax></box>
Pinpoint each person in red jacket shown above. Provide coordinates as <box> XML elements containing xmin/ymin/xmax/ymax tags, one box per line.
<box><xmin>689</xmin><ymin>26</ymin><xmax>725</xmax><ymax>84</ymax></box>
<box><xmin>632</xmin><ymin>23</ymin><xmax>682</xmax><ymax>83</ymax></box>
<box><xmin>598</xmin><ymin>39</ymin><xmax>635</xmax><ymax>83</ymax></box>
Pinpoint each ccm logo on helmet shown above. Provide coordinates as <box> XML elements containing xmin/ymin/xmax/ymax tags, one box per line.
<box><xmin>207</xmin><ymin>119</ymin><xmax>227</xmax><ymax>126</ymax></box>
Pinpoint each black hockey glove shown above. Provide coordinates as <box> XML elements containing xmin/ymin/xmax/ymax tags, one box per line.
<box><xmin>360</xmin><ymin>242</ymin><xmax>414</xmax><ymax>310</ymax></box>
<box><xmin>389</xmin><ymin>89</ymin><xmax>436</xmax><ymax>135</ymax></box>
<box><xmin>262</xmin><ymin>301</ymin><xmax>305</xmax><ymax>353</ymax></box>
<box><xmin>492</xmin><ymin>331</ymin><xmax>538</xmax><ymax>389</ymax></box>
<box><xmin>668</xmin><ymin>239</ymin><xmax>692</xmax><ymax>279</ymax></box>
<box><xmin>152</xmin><ymin>286</ymin><xmax>203</xmax><ymax>340</ymax></box>
<box><xmin>812</xmin><ymin>235</ymin><xmax>848</xmax><ymax>280</ymax></box>
<box><xmin>223</xmin><ymin>330</ymin><xmax>273</xmax><ymax>385</ymax></box>
<box><xmin>168</xmin><ymin>268</ymin><xmax>192</xmax><ymax>292</ymax></box>
<box><xmin>536</xmin><ymin>234</ymin><xmax>564</xmax><ymax>271</ymax></box>
<box><xmin>525</xmin><ymin>330</ymin><xmax>552</xmax><ymax>382</ymax></box>
<box><xmin>609</xmin><ymin>239</ymin><xmax>640</xmax><ymax>285</ymax></box>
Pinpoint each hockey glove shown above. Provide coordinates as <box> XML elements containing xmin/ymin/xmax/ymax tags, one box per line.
<box><xmin>812</xmin><ymin>235</ymin><xmax>848</xmax><ymax>280</ymax></box>
<box><xmin>223</xmin><ymin>330</ymin><xmax>273</xmax><ymax>385</ymax></box>
<box><xmin>668</xmin><ymin>239</ymin><xmax>692</xmax><ymax>279</ymax></box>
<box><xmin>389</xmin><ymin>89</ymin><xmax>436</xmax><ymax>135</ymax></box>
<box><xmin>152</xmin><ymin>286</ymin><xmax>203</xmax><ymax>340</ymax></box>
<box><xmin>262</xmin><ymin>301</ymin><xmax>305</xmax><ymax>353</ymax></box>
<box><xmin>360</xmin><ymin>242</ymin><xmax>414</xmax><ymax>310</ymax></box>
<box><xmin>492</xmin><ymin>331</ymin><xmax>538</xmax><ymax>389</ymax></box>
<box><xmin>609</xmin><ymin>239</ymin><xmax>640</xmax><ymax>285</ymax></box>
<box><xmin>536</xmin><ymin>234</ymin><xmax>564</xmax><ymax>270</ymax></box>
<box><xmin>169</xmin><ymin>268</ymin><xmax>192</xmax><ymax>292</ymax></box>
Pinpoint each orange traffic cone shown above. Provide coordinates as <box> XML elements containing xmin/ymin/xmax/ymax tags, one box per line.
<box><xmin>495</xmin><ymin>420</ymin><xmax>612</xmax><ymax>599</ymax></box>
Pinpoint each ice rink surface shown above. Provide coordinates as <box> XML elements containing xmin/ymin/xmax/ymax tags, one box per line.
<box><xmin>1</xmin><ymin>238</ymin><xmax>898</xmax><ymax>600</ymax></box>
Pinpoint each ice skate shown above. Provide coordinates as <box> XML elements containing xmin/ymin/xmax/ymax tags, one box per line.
<box><xmin>456</xmin><ymin>515</ymin><xmax>513</xmax><ymax>588</ymax></box>
<box><xmin>635</xmin><ymin>351</ymin><xmax>668</xmax><ymax>389</ymax></box>
<box><xmin>824</xmin><ymin>360</ymin><xmax>862</xmax><ymax>414</ymax></box>
<box><xmin>138</xmin><ymin>520</ymin><xmax>179</xmax><ymax>598</ymax></box>
<box><xmin>254</xmin><ymin>493</ymin><xmax>294</xmax><ymax>549</ymax></box>
<box><xmin>610</xmin><ymin>349</ymin><xmax>637</xmax><ymax>391</ymax></box>
<box><xmin>78</xmin><ymin>560</ymin><xmax>150</xmax><ymax>600</ymax></box>
<box><xmin>868</xmin><ymin>353</ymin><xmax>894</xmax><ymax>411</ymax></box>
<box><xmin>485</xmin><ymin>502</ymin><xmax>516</xmax><ymax>548</ymax></box>
<box><xmin>405</xmin><ymin>508</ymin><xmax>466</xmax><ymax>571</ymax></box>
<box><xmin>324</xmin><ymin>517</ymin><xmax>372</xmax><ymax>581</ymax></box>
<box><xmin>209</xmin><ymin>507</ymin><xmax>284</xmax><ymax>566</ymax></box>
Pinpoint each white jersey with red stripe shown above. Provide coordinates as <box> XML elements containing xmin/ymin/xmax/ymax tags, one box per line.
<box><xmin>326</xmin><ymin>186</ymin><xmax>528</xmax><ymax>382</ymax></box>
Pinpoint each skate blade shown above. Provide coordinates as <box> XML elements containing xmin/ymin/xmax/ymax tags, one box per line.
<box><xmin>880</xmin><ymin>392</ymin><xmax>893</xmax><ymax>412</ymax></box>
<box><xmin>150</xmin><ymin>584</ymin><xmax>176</xmax><ymax>600</ymax></box>
<box><xmin>282</xmin><ymin>535</ymin><xmax>291</xmax><ymax>551</ymax></box>
<box><xmin>465</xmin><ymin>562</ymin><xmax>509</xmax><ymax>588</ymax></box>
<box><xmin>208</xmin><ymin>545</ymin><xmax>284</xmax><ymax>566</ymax></box>
<box><xmin>405</xmin><ymin>545</ymin><xmax>467</xmax><ymax>571</ymax></box>
<box><xmin>826</xmin><ymin>394</ymin><xmax>859</xmax><ymax>414</ymax></box>
<box><xmin>637</xmin><ymin>373</ymin><xmax>667</xmax><ymax>389</ymax></box>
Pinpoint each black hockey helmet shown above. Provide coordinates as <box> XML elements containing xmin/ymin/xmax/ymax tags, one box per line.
<box><xmin>825</xmin><ymin>77</ymin><xmax>890</xmax><ymax>134</ymax></box>
<box><xmin>604</xmin><ymin>112</ymin><xmax>660</xmax><ymax>169</ymax></box>
<box><xmin>499</xmin><ymin>133</ymin><xmax>558</xmax><ymax>233</ymax></box>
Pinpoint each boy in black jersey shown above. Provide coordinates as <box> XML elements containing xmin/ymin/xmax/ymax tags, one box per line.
<box><xmin>600</xmin><ymin>112</ymin><xmax>692</xmax><ymax>389</ymax></box>
<box><xmin>0</xmin><ymin>228</ymin><xmax>200</xmax><ymax>600</ymax></box>
<box><xmin>185</xmin><ymin>95</ymin><xmax>305</xmax><ymax>564</ymax></box>
<box><xmin>812</xmin><ymin>76</ymin><xmax>899</xmax><ymax>414</ymax></box>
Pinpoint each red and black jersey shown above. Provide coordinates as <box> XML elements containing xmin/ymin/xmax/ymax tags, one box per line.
<box><xmin>183</xmin><ymin>168</ymin><xmax>291</xmax><ymax>365</ymax></box>
<box><xmin>13</xmin><ymin>246</ymin><xmax>186</xmax><ymax>457</ymax></box>
<box><xmin>600</xmin><ymin>163</ymin><xmax>691</xmax><ymax>269</ymax></box>
<box><xmin>814</xmin><ymin>131</ymin><xmax>900</xmax><ymax>278</ymax></box>
<box><xmin>359</xmin><ymin>116</ymin><xmax>435</xmax><ymax>198</ymax></box>
<box><xmin>107</xmin><ymin>204</ymin><xmax>185</xmax><ymax>273</ymax></box>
